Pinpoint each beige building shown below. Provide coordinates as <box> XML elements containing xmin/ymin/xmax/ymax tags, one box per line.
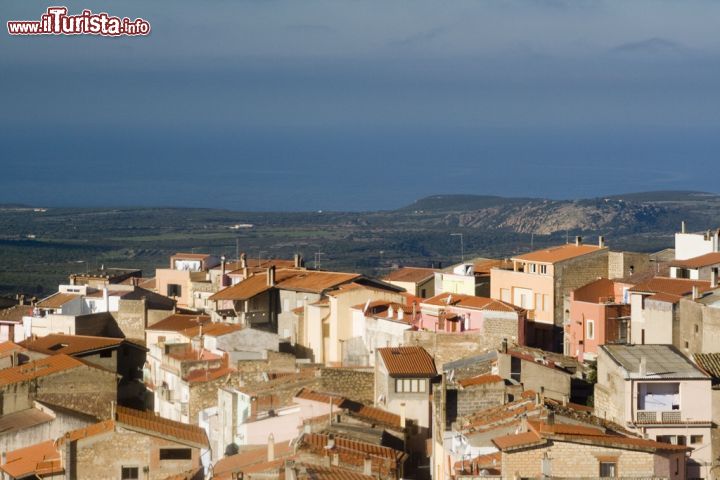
<box><xmin>490</xmin><ymin>237</ymin><xmax>608</xmax><ymax>351</ymax></box>
<box><xmin>384</xmin><ymin>266</ymin><xmax>437</xmax><ymax>298</ymax></box>
<box><xmin>594</xmin><ymin>344</ymin><xmax>713</xmax><ymax>478</ymax></box>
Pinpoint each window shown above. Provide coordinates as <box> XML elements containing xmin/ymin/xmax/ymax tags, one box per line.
<box><xmin>395</xmin><ymin>378</ymin><xmax>426</xmax><ymax>393</ymax></box>
<box><xmin>540</xmin><ymin>265</ymin><xmax>547</xmax><ymax>275</ymax></box>
<box><xmin>528</xmin><ymin>263</ymin><xmax>537</xmax><ymax>273</ymax></box>
<box><xmin>599</xmin><ymin>461</ymin><xmax>617</xmax><ymax>478</ymax></box>
<box><xmin>420</xmin><ymin>288</ymin><xmax>427</xmax><ymax>298</ymax></box>
<box><xmin>100</xmin><ymin>349</ymin><xmax>113</xmax><ymax>358</ymax></box>
<box><xmin>586</xmin><ymin>320</ymin><xmax>595</xmax><ymax>340</ymax></box>
<box><xmin>695</xmin><ymin>324</ymin><xmax>699</xmax><ymax>334</ymax></box>
<box><xmin>159</xmin><ymin>448</ymin><xmax>192</xmax><ymax>460</ymax></box>
<box><xmin>121</xmin><ymin>466</ymin><xmax>139</xmax><ymax>480</ymax></box>
<box><xmin>510</xmin><ymin>356</ymin><xmax>521</xmax><ymax>382</ymax></box>
<box><xmin>167</xmin><ymin>284</ymin><xmax>182</xmax><ymax>297</ymax></box>
<box><xmin>691</xmin><ymin>435</ymin><xmax>704</xmax><ymax>444</ymax></box>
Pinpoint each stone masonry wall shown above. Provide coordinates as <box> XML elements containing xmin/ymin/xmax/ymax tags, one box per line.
<box><xmin>502</xmin><ymin>440</ymin><xmax>666</xmax><ymax>479</ymax></box>
<box><xmin>72</xmin><ymin>427</ymin><xmax>200</xmax><ymax>480</ymax></box>
<box><xmin>319</xmin><ymin>367</ymin><xmax>375</xmax><ymax>404</ymax></box>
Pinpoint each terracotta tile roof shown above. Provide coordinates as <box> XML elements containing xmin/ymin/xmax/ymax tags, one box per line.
<box><xmin>344</xmin><ymin>402</ymin><xmax>402</xmax><ymax>428</ymax></box>
<box><xmin>547</xmin><ymin>432</ymin><xmax>691</xmax><ymax>452</ymax></box>
<box><xmin>0</xmin><ymin>305</ymin><xmax>32</xmax><ymax>322</ymax></box>
<box><xmin>146</xmin><ymin>314</ymin><xmax>211</xmax><ymax>333</ymax></box>
<box><xmin>167</xmin><ymin>349</ymin><xmax>222</xmax><ymax>362</ymax></box>
<box><xmin>184</xmin><ymin>366</ymin><xmax>234</xmax><ymax>384</ymax></box>
<box><xmin>36</xmin><ymin>292</ymin><xmax>79</xmax><ymax>309</ymax></box>
<box><xmin>212</xmin><ymin>442</ymin><xmax>295</xmax><ymax>478</ymax></box>
<box><xmin>383</xmin><ymin>267</ymin><xmax>437</xmax><ymax>283</ymax></box>
<box><xmin>210</xmin><ymin>270</ymin><xmax>300</xmax><ymax>301</ymax></box>
<box><xmin>573</xmin><ymin>278</ymin><xmax>618</xmax><ymax>303</ymax></box>
<box><xmin>694</xmin><ymin>353</ymin><xmax>720</xmax><ymax>379</ymax></box>
<box><xmin>116</xmin><ymin>406</ymin><xmax>208</xmax><ymax>447</ymax></box>
<box><xmin>646</xmin><ymin>292</ymin><xmax>683</xmax><ymax>304</ymax></box>
<box><xmin>65</xmin><ymin>419</ymin><xmax>115</xmax><ymax>441</ymax></box>
<box><xmin>276</xmin><ymin>271</ymin><xmax>361</xmax><ymax>294</ymax></box>
<box><xmin>300</xmin><ymin>433</ymin><xmax>404</xmax><ymax>462</ymax></box>
<box><xmin>512</xmin><ymin>243</ymin><xmax>605</xmax><ymax>264</ymax></box>
<box><xmin>422</xmin><ymin>292</ymin><xmax>520</xmax><ymax>313</ymax></box>
<box><xmin>294</xmin><ymin>389</ymin><xmax>402</xmax><ymax>428</ymax></box>
<box><xmin>201</xmin><ymin>323</ymin><xmax>244</xmax><ymax>337</ymax></box>
<box><xmin>0</xmin><ymin>354</ymin><xmax>85</xmax><ymax>387</ymax></box>
<box><xmin>454</xmin><ymin>451</ymin><xmax>501</xmax><ymax>474</ymax></box>
<box><xmin>20</xmin><ymin>334</ymin><xmax>123</xmax><ymax>356</ymax></box>
<box><xmin>527</xmin><ymin>419</ymin><xmax>604</xmax><ymax>436</ymax></box>
<box><xmin>671</xmin><ymin>252</ymin><xmax>720</xmax><ymax>269</ymax></box>
<box><xmin>492</xmin><ymin>431</ymin><xmax>545</xmax><ymax>450</ymax></box>
<box><xmin>290</xmin><ymin>463</ymin><xmax>376</xmax><ymax>480</ymax></box>
<box><xmin>457</xmin><ymin>374</ymin><xmax>504</xmax><ymax>388</ymax></box>
<box><xmin>0</xmin><ymin>341</ymin><xmax>27</xmax><ymax>357</ymax></box>
<box><xmin>0</xmin><ymin>406</ymin><xmax>55</xmax><ymax>435</ymax></box>
<box><xmin>0</xmin><ymin>439</ymin><xmax>62</xmax><ymax>478</ymax></box>
<box><xmin>629</xmin><ymin>276</ymin><xmax>711</xmax><ymax>296</ymax></box>
<box><xmin>378</xmin><ymin>346</ymin><xmax>437</xmax><ymax>377</ymax></box>
<box><xmin>172</xmin><ymin>253</ymin><xmax>214</xmax><ymax>260</ymax></box>
<box><xmin>295</xmin><ymin>388</ymin><xmax>345</xmax><ymax>406</ymax></box>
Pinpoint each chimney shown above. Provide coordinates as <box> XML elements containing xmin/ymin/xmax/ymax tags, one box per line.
<box><xmin>501</xmin><ymin>338</ymin><xmax>508</xmax><ymax>354</ymax></box>
<box><xmin>562</xmin><ymin>395</ymin><xmax>569</xmax><ymax>407</ymax></box>
<box><xmin>240</xmin><ymin>253</ymin><xmax>247</xmax><ymax>269</ymax></box>
<box><xmin>364</xmin><ymin>457</ymin><xmax>373</xmax><ymax>476</ymax></box>
<box><xmin>681</xmin><ymin>221</ymin><xmax>686</xmax><ymax>234</ymax></box>
<box><xmin>397</xmin><ymin>308</ymin><xmax>404</xmax><ymax>320</ymax></box>
<box><xmin>110</xmin><ymin>400</ymin><xmax>116</xmax><ymax>420</ymax></box>
<box><xmin>639</xmin><ymin>356</ymin><xmax>647</xmax><ymax>377</ymax></box>
<box><xmin>221</xmin><ymin>256</ymin><xmax>226</xmax><ymax>276</ymax></box>
<box><xmin>294</xmin><ymin>254</ymin><xmax>303</xmax><ymax>268</ymax></box>
<box><xmin>575</xmin><ymin>236</ymin><xmax>582</xmax><ymax>246</ymax></box>
<box><xmin>712</xmin><ymin>270</ymin><xmax>718</xmax><ymax>289</ymax></box>
<box><xmin>400</xmin><ymin>403</ymin><xmax>406</xmax><ymax>429</ymax></box>
<box><xmin>103</xmin><ymin>287</ymin><xmax>109</xmax><ymax>312</ymax></box>
<box><xmin>267</xmin><ymin>266</ymin><xmax>276</xmax><ymax>287</ymax></box>
<box><xmin>267</xmin><ymin>433</ymin><xmax>275</xmax><ymax>461</ymax></box>
<box><xmin>598</xmin><ymin>236</ymin><xmax>605</xmax><ymax>248</ymax></box>
<box><xmin>692</xmin><ymin>285</ymin><xmax>700</xmax><ymax>300</ymax></box>
<box><xmin>546</xmin><ymin>411</ymin><xmax>555</xmax><ymax>426</ymax></box>
<box><xmin>388</xmin><ymin>305</ymin><xmax>394</xmax><ymax>318</ymax></box>
<box><xmin>285</xmin><ymin>461</ymin><xmax>297</xmax><ymax>480</ymax></box>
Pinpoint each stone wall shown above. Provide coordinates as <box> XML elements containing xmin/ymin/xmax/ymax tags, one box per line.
<box><xmin>71</xmin><ymin>426</ymin><xmax>201</xmax><ymax>480</ymax></box>
<box><xmin>318</xmin><ymin>367</ymin><xmax>374</xmax><ymax>404</ymax></box>
<box><xmin>555</xmin><ymin>250</ymin><xmax>609</xmax><ymax>328</ymax></box>
<box><xmin>501</xmin><ymin>439</ymin><xmax>674</xmax><ymax>479</ymax></box>
<box><xmin>403</xmin><ymin>331</ymin><xmax>499</xmax><ymax>368</ymax></box>
<box><xmin>608</xmin><ymin>251</ymin><xmax>651</xmax><ymax>280</ymax></box>
<box><xmin>35</xmin><ymin>365</ymin><xmax>118</xmax><ymax>419</ymax></box>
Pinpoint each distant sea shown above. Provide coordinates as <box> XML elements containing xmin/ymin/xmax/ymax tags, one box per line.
<box><xmin>2</xmin><ymin>125</ymin><xmax>718</xmax><ymax>211</ymax></box>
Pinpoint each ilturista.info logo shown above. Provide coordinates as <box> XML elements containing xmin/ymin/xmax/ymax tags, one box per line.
<box><xmin>7</xmin><ymin>6</ymin><xmax>151</xmax><ymax>36</ymax></box>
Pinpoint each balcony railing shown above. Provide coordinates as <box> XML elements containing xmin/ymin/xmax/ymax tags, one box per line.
<box><xmin>636</xmin><ymin>410</ymin><xmax>683</xmax><ymax>424</ymax></box>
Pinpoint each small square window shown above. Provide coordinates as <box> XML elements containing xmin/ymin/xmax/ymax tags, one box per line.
<box><xmin>695</xmin><ymin>324</ymin><xmax>699</xmax><ymax>334</ymax></box>
<box><xmin>599</xmin><ymin>461</ymin><xmax>616</xmax><ymax>478</ymax></box>
<box><xmin>691</xmin><ymin>435</ymin><xmax>703</xmax><ymax>444</ymax></box>
<box><xmin>122</xmin><ymin>466</ymin><xmax>139</xmax><ymax>480</ymax></box>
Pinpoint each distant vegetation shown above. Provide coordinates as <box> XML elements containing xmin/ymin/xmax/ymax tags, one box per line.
<box><xmin>1</xmin><ymin>190</ymin><xmax>718</xmax><ymax>298</ymax></box>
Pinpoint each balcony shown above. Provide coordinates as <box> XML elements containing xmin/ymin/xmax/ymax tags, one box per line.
<box><xmin>635</xmin><ymin>410</ymin><xmax>683</xmax><ymax>424</ymax></box>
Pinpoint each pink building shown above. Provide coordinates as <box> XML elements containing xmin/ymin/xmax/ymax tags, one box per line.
<box><xmin>566</xmin><ymin>278</ymin><xmax>630</xmax><ymax>362</ymax></box>
<box><xmin>417</xmin><ymin>292</ymin><xmax>526</xmax><ymax>344</ymax></box>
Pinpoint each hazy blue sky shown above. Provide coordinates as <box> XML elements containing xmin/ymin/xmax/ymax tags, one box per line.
<box><xmin>2</xmin><ymin>1</ymin><xmax>720</xmax><ymax>210</ymax></box>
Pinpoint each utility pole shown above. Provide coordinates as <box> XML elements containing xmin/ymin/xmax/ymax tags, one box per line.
<box><xmin>314</xmin><ymin>252</ymin><xmax>325</xmax><ymax>270</ymax></box>
<box><xmin>451</xmin><ymin>233</ymin><xmax>464</xmax><ymax>263</ymax></box>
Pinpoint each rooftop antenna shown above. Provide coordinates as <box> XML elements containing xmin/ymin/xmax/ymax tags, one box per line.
<box><xmin>531</xmin><ymin>233</ymin><xmax>534</xmax><ymax>251</ymax></box>
<box><xmin>236</xmin><ymin>238</ymin><xmax>240</xmax><ymax>263</ymax></box>
<box><xmin>314</xmin><ymin>252</ymin><xmax>325</xmax><ymax>270</ymax></box>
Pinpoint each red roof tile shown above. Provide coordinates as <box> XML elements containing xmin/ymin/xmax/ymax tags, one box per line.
<box><xmin>422</xmin><ymin>292</ymin><xmax>520</xmax><ymax>313</ymax></box>
<box><xmin>513</xmin><ymin>244</ymin><xmax>605</xmax><ymax>264</ymax></box>
<box><xmin>629</xmin><ymin>277</ymin><xmax>711</xmax><ymax>296</ymax></box>
<box><xmin>383</xmin><ymin>267</ymin><xmax>437</xmax><ymax>283</ymax></box>
<box><xmin>146</xmin><ymin>314</ymin><xmax>211</xmax><ymax>333</ymax></box>
<box><xmin>0</xmin><ymin>354</ymin><xmax>85</xmax><ymax>386</ymax></box>
<box><xmin>457</xmin><ymin>374</ymin><xmax>504</xmax><ymax>388</ymax></box>
<box><xmin>378</xmin><ymin>346</ymin><xmax>437</xmax><ymax>377</ymax></box>
<box><xmin>671</xmin><ymin>252</ymin><xmax>720</xmax><ymax>269</ymax></box>
<box><xmin>20</xmin><ymin>334</ymin><xmax>124</xmax><ymax>356</ymax></box>
<box><xmin>116</xmin><ymin>406</ymin><xmax>208</xmax><ymax>447</ymax></box>
<box><xmin>0</xmin><ymin>439</ymin><xmax>62</xmax><ymax>478</ymax></box>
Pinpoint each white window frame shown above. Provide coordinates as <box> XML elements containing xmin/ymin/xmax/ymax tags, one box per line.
<box><xmin>586</xmin><ymin>319</ymin><xmax>595</xmax><ymax>340</ymax></box>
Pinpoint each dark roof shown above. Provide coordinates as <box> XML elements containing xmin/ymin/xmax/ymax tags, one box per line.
<box><xmin>602</xmin><ymin>344</ymin><xmax>708</xmax><ymax>380</ymax></box>
<box><xmin>694</xmin><ymin>353</ymin><xmax>720</xmax><ymax>380</ymax></box>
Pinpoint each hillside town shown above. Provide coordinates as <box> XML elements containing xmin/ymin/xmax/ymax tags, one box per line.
<box><xmin>1</xmin><ymin>224</ymin><xmax>719</xmax><ymax>480</ymax></box>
